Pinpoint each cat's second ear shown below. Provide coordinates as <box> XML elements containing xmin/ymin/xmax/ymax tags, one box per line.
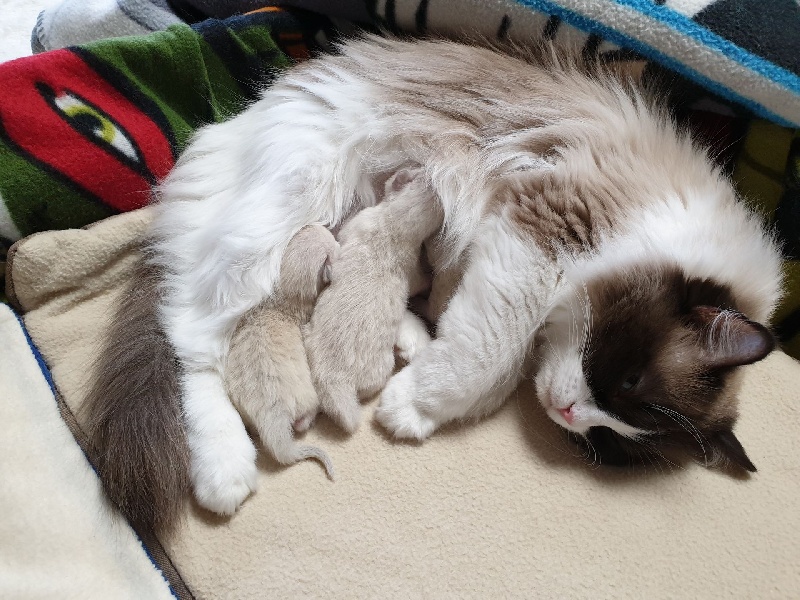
<box><xmin>690</xmin><ymin>306</ymin><xmax>776</xmax><ymax>369</ymax></box>
<box><xmin>705</xmin><ymin>428</ymin><xmax>757</xmax><ymax>472</ymax></box>
<box><xmin>321</xmin><ymin>256</ymin><xmax>333</xmax><ymax>285</ymax></box>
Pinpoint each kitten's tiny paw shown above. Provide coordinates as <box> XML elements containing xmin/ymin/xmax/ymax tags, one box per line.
<box><xmin>190</xmin><ymin>433</ymin><xmax>258</xmax><ymax>516</ymax></box>
<box><xmin>293</xmin><ymin>411</ymin><xmax>317</xmax><ymax>433</ymax></box>
<box><xmin>375</xmin><ymin>369</ymin><xmax>436</xmax><ymax>440</ymax></box>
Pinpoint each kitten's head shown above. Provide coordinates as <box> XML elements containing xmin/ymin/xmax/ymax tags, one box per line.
<box><xmin>279</xmin><ymin>224</ymin><xmax>338</xmax><ymax>302</ymax></box>
<box><xmin>534</xmin><ymin>264</ymin><xmax>775</xmax><ymax>472</ymax></box>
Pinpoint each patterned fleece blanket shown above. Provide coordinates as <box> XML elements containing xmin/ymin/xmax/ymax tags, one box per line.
<box><xmin>2</xmin><ymin>3</ymin><xmax>799</xmax><ymax>356</ymax></box>
<box><xmin>33</xmin><ymin>0</ymin><xmax>800</xmax><ymax>126</ymax></box>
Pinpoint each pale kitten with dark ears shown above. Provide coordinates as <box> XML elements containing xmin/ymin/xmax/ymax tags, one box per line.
<box><xmin>86</xmin><ymin>35</ymin><xmax>783</xmax><ymax>532</ymax></box>
<box><xmin>305</xmin><ymin>168</ymin><xmax>439</xmax><ymax>432</ymax></box>
<box><xmin>225</xmin><ymin>224</ymin><xmax>337</xmax><ymax>482</ymax></box>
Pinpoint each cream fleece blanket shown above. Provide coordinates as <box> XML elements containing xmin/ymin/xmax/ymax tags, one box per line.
<box><xmin>6</xmin><ymin>207</ymin><xmax>800</xmax><ymax>599</ymax></box>
<box><xmin>0</xmin><ymin>304</ymin><xmax>173</xmax><ymax>599</ymax></box>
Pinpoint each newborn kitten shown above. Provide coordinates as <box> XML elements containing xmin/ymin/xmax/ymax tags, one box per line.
<box><xmin>304</xmin><ymin>169</ymin><xmax>442</xmax><ymax>432</ymax></box>
<box><xmin>225</xmin><ymin>224</ymin><xmax>337</xmax><ymax>479</ymax></box>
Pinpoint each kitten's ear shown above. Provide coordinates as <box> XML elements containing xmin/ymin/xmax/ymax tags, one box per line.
<box><xmin>706</xmin><ymin>428</ymin><xmax>757</xmax><ymax>472</ymax></box>
<box><xmin>385</xmin><ymin>168</ymin><xmax>417</xmax><ymax>194</ymax></box>
<box><xmin>690</xmin><ymin>306</ymin><xmax>776</xmax><ymax>369</ymax></box>
<box><xmin>321</xmin><ymin>256</ymin><xmax>333</xmax><ymax>285</ymax></box>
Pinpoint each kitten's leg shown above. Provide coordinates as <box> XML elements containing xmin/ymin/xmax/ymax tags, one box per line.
<box><xmin>292</xmin><ymin>350</ymin><xmax>323</xmax><ymax>433</ymax></box>
<box><xmin>375</xmin><ymin>215</ymin><xmax>557</xmax><ymax>439</ymax></box>
<box><xmin>318</xmin><ymin>381</ymin><xmax>361</xmax><ymax>433</ymax></box>
<box><xmin>394</xmin><ymin>309</ymin><xmax>432</xmax><ymax>364</ymax></box>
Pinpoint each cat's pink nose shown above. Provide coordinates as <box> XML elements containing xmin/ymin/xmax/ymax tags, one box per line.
<box><xmin>558</xmin><ymin>404</ymin><xmax>575</xmax><ymax>425</ymax></box>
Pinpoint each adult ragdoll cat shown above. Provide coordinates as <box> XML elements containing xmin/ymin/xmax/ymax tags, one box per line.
<box><xmin>86</xmin><ymin>34</ymin><xmax>782</xmax><ymax>532</ymax></box>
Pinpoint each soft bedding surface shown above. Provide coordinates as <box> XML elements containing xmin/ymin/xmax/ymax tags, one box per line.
<box><xmin>2</xmin><ymin>3</ymin><xmax>800</xmax><ymax>597</ymax></box>
<box><xmin>5</xmin><ymin>206</ymin><xmax>800</xmax><ymax>598</ymax></box>
<box><xmin>0</xmin><ymin>303</ymin><xmax>174</xmax><ymax>600</ymax></box>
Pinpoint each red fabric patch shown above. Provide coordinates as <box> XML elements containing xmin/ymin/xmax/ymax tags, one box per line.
<box><xmin>0</xmin><ymin>49</ymin><xmax>174</xmax><ymax>212</ymax></box>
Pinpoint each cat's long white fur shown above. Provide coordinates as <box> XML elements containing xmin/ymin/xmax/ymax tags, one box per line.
<box><xmin>149</xmin><ymin>36</ymin><xmax>782</xmax><ymax>515</ymax></box>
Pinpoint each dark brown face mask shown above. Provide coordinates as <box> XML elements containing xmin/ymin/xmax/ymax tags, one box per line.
<box><xmin>574</xmin><ymin>267</ymin><xmax>774</xmax><ymax>473</ymax></box>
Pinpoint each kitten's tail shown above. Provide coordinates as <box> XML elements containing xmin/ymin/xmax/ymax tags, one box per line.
<box><xmin>83</xmin><ymin>256</ymin><xmax>190</xmax><ymax>533</ymax></box>
<box><xmin>261</xmin><ymin>414</ymin><xmax>335</xmax><ymax>480</ymax></box>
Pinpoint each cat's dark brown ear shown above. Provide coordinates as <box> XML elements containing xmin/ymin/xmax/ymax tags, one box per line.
<box><xmin>690</xmin><ymin>306</ymin><xmax>776</xmax><ymax>369</ymax></box>
<box><xmin>706</xmin><ymin>428</ymin><xmax>757</xmax><ymax>472</ymax></box>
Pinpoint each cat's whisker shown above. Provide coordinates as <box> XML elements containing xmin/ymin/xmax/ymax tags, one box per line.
<box><xmin>576</xmin><ymin>431</ymin><xmax>601</xmax><ymax>468</ymax></box>
<box><xmin>634</xmin><ymin>427</ymin><xmax>683</xmax><ymax>472</ymax></box>
<box><xmin>642</xmin><ymin>408</ymin><xmax>665</xmax><ymax>436</ymax></box>
<box><xmin>647</xmin><ymin>404</ymin><xmax>709</xmax><ymax>466</ymax></box>
<box><xmin>647</xmin><ymin>444</ymin><xmax>680</xmax><ymax>473</ymax></box>
<box><xmin>636</xmin><ymin>441</ymin><xmax>665</xmax><ymax>475</ymax></box>
<box><xmin>634</xmin><ymin>449</ymin><xmax>651</xmax><ymax>475</ymax></box>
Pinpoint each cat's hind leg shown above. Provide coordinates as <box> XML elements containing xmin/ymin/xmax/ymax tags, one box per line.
<box><xmin>375</xmin><ymin>214</ymin><xmax>558</xmax><ymax>439</ymax></box>
<box><xmin>182</xmin><ymin>369</ymin><xmax>258</xmax><ymax>515</ymax></box>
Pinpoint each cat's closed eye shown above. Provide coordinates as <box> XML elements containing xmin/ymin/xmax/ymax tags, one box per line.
<box><xmin>619</xmin><ymin>372</ymin><xmax>641</xmax><ymax>393</ymax></box>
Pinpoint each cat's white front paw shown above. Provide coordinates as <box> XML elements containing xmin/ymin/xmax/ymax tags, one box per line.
<box><xmin>190</xmin><ymin>430</ymin><xmax>258</xmax><ymax>516</ymax></box>
<box><xmin>375</xmin><ymin>367</ymin><xmax>436</xmax><ymax>440</ymax></box>
<box><xmin>394</xmin><ymin>311</ymin><xmax>432</xmax><ymax>364</ymax></box>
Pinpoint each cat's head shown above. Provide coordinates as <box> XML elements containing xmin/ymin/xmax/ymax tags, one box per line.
<box><xmin>534</xmin><ymin>264</ymin><xmax>775</xmax><ymax>472</ymax></box>
<box><xmin>279</xmin><ymin>224</ymin><xmax>338</xmax><ymax>301</ymax></box>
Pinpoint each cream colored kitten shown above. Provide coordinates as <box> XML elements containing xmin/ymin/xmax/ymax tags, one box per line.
<box><xmin>304</xmin><ymin>169</ymin><xmax>442</xmax><ymax>432</ymax></box>
<box><xmin>226</xmin><ymin>224</ymin><xmax>338</xmax><ymax>479</ymax></box>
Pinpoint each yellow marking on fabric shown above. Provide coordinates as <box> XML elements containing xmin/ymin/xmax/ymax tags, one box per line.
<box><xmin>62</xmin><ymin>105</ymin><xmax>116</xmax><ymax>143</ymax></box>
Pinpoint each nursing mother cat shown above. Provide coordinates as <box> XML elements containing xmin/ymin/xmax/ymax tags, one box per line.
<box><xmin>86</xmin><ymin>35</ymin><xmax>781</xmax><ymax>532</ymax></box>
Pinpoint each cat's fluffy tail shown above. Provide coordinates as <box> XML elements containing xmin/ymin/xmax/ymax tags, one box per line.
<box><xmin>83</xmin><ymin>256</ymin><xmax>189</xmax><ymax>533</ymax></box>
